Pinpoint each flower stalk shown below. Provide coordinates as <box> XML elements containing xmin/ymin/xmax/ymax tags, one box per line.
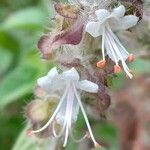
<box><xmin>26</xmin><ymin>0</ymin><xmax>142</xmax><ymax>148</ymax></box>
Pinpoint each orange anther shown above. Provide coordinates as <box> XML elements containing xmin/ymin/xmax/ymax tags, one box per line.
<box><xmin>97</xmin><ymin>60</ymin><xmax>106</xmax><ymax>69</ymax></box>
<box><xmin>114</xmin><ymin>65</ymin><xmax>122</xmax><ymax>74</ymax></box>
<box><xmin>26</xmin><ymin>130</ymin><xmax>33</xmax><ymax>137</ymax></box>
<box><xmin>126</xmin><ymin>70</ymin><xmax>133</xmax><ymax>79</ymax></box>
<box><xmin>85</xmin><ymin>131</ymin><xmax>90</xmax><ymax>138</ymax></box>
<box><xmin>94</xmin><ymin>142</ymin><xmax>101</xmax><ymax>148</ymax></box>
<box><xmin>128</xmin><ymin>54</ymin><xmax>135</xmax><ymax>62</ymax></box>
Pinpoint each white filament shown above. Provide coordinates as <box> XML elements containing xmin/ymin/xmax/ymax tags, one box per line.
<box><xmin>102</xmin><ymin>26</ymin><xmax>106</xmax><ymax>61</ymax></box>
<box><xmin>105</xmin><ymin>31</ymin><xmax>119</xmax><ymax>65</ymax></box>
<box><xmin>73</xmin><ymin>84</ymin><xmax>99</xmax><ymax>147</ymax></box>
<box><xmin>63</xmin><ymin>84</ymin><xmax>74</xmax><ymax>147</ymax></box>
<box><xmin>105</xmin><ymin>25</ymin><xmax>133</xmax><ymax>78</ymax></box>
<box><xmin>31</xmin><ymin>85</ymin><xmax>70</xmax><ymax>134</ymax></box>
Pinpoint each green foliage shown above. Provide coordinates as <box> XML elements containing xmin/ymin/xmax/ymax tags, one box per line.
<box><xmin>0</xmin><ymin>30</ymin><xmax>20</xmax><ymax>52</ymax></box>
<box><xmin>1</xmin><ymin>7</ymin><xmax>47</xmax><ymax>30</ymax></box>
<box><xmin>130</xmin><ymin>59</ymin><xmax>150</xmax><ymax>74</ymax></box>
<box><xmin>0</xmin><ymin>64</ymin><xmax>39</xmax><ymax>109</ymax></box>
<box><xmin>111</xmin><ymin>59</ymin><xmax>150</xmax><ymax>90</ymax></box>
<box><xmin>0</xmin><ymin>48</ymin><xmax>13</xmax><ymax>74</ymax></box>
<box><xmin>0</xmin><ymin>0</ymin><xmax>51</xmax><ymax>149</ymax></box>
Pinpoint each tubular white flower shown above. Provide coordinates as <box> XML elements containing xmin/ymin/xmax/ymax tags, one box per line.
<box><xmin>30</xmin><ymin>67</ymin><xmax>100</xmax><ymax>147</ymax></box>
<box><xmin>37</xmin><ymin>67</ymin><xmax>60</xmax><ymax>93</ymax></box>
<box><xmin>85</xmin><ymin>5</ymin><xmax>139</xmax><ymax>78</ymax></box>
<box><xmin>76</xmin><ymin>80</ymin><xmax>98</xmax><ymax>93</ymax></box>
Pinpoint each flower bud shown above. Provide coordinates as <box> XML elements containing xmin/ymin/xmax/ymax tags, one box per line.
<box><xmin>26</xmin><ymin>97</ymin><xmax>58</xmax><ymax>124</ymax></box>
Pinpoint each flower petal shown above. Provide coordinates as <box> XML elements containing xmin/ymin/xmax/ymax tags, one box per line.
<box><xmin>37</xmin><ymin>67</ymin><xmax>60</xmax><ymax>92</ymax></box>
<box><xmin>110</xmin><ymin>5</ymin><xmax>126</xmax><ymax>18</ymax></box>
<box><xmin>85</xmin><ymin>21</ymin><xmax>104</xmax><ymax>37</ymax></box>
<box><xmin>55</xmin><ymin>97</ymin><xmax>67</xmax><ymax>125</ymax></box>
<box><xmin>104</xmin><ymin>37</ymin><xmax>119</xmax><ymax>62</ymax></box>
<box><xmin>110</xmin><ymin>15</ymin><xmax>139</xmax><ymax>31</ymax></box>
<box><xmin>48</xmin><ymin>67</ymin><xmax>58</xmax><ymax>78</ymax></box>
<box><xmin>56</xmin><ymin>96</ymin><xmax>79</xmax><ymax>124</ymax></box>
<box><xmin>105</xmin><ymin>32</ymin><xmax>129</xmax><ymax>63</ymax></box>
<box><xmin>61</xmin><ymin>67</ymin><xmax>79</xmax><ymax>81</ymax></box>
<box><xmin>77</xmin><ymin>80</ymin><xmax>98</xmax><ymax>93</ymax></box>
<box><xmin>95</xmin><ymin>9</ymin><xmax>110</xmax><ymax>22</ymax></box>
<box><xmin>71</xmin><ymin>97</ymin><xmax>79</xmax><ymax>122</ymax></box>
<box><xmin>37</xmin><ymin>76</ymin><xmax>51</xmax><ymax>92</ymax></box>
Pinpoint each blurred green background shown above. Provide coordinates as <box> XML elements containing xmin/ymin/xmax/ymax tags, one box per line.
<box><xmin>0</xmin><ymin>0</ymin><xmax>51</xmax><ymax>149</ymax></box>
<box><xmin>0</xmin><ymin>0</ymin><xmax>150</xmax><ymax>150</ymax></box>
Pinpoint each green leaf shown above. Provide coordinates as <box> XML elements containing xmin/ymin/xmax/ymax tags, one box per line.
<box><xmin>1</xmin><ymin>7</ymin><xmax>47</xmax><ymax>30</ymax></box>
<box><xmin>0</xmin><ymin>30</ymin><xmax>20</xmax><ymax>52</ymax></box>
<box><xmin>111</xmin><ymin>59</ymin><xmax>150</xmax><ymax>90</ymax></box>
<box><xmin>130</xmin><ymin>59</ymin><xmax>150</xmax><ymax>74</ymax></box>
<box><xmin>0</xmin><ymin>64</ymin><xmax>39</xmax><ymax>109</ymax></box>
<box><xmin>0</xmin><ymin>47</ymin><xmax>13</xmax><ymax>75</ymax></box>
<box><xmin>5</xmin><ymin>0</ymin><xmax>39</xmax><ymax>9</ymax></box>
<box><xmin>94</xmin><ymin>121</ymin><xmax>118</xmax><ymax>148</ymax></box>
<box><xmin>65</xmin><ymin>138</ymin><xmax>78</xmax><ymax>150</ymax></box>
<box><xmin>111</xmin><ymin>73</ymin><xmax>125</xmax><ymax>91</ymax></box>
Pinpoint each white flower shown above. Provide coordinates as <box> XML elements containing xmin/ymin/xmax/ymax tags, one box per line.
<box><xmin>85</xmin><ymin>5</ymin><xmax>139</xmax><ymax>79</ymax></box>
<box><xmin>30</xmin><ymin>67</ymin><xmax>100</xmax><ymax>147</ymax></box>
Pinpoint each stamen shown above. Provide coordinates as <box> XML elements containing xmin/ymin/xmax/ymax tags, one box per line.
<box><xmin>73</xmin><ymin>85</ymin><xmax>101</xmax><ymax>147</ymax></box>
<box><xmin>52</xmin><ymin>121</ymin><xmax>66</xmax><ymax>138</ymax></box>
<box><xmin>63</xmin><ymin>84</ymin><xmax>74</xmax><ymax>147</ymax></box>
<box><xmin>95</xmin><ymin>142</ymin><xmax>101</xmax><ymax>148</ymax></box>
<box><xmin>26</xmin><ymin>130</ymin><xmax>33</xmax><ymax>137</ymax></box>
<box><xmin>126</xmin><ymin>70</ymin><xmax>133</xmax><ymax>79</ymax></box>
<box><xmin>114</xmin><ymin>65</ymin><xmax>122</xmax><ymax>74</ymax></box>
<box><xmin>128</xmin><ymin>54</ymin><xmax>135</xmax><ymax>62</ymax></box>
<box><xmin>86</xmin><ymin>131</ymin><xmax>90</xmax><ymax>138</ymax></box>
<box><xmin>106</xmin><ymin>25</ymin><xmax>133</xmax><ymax>79</ymax></box>
<box><xmin>31</xmin><ymin>85</ymin><xmax>69</xmax><ymax>134</ymax></box>
<box><xmin>102</xmin><ymin>26</ymin><xmax>106</xmax><ymax>61</ymax></box>
<box><xmin>97</xmin><ymin>60</ymin><xmax>106</xmax><ymax>68</ymax></box>
<box><xmin>106</xmin><ymin>25</ymin><xmax>129</xmax><ymax>55</ymax></box>
<box><xmin>70</xmin><ymin>131</ymin><xmax>88</xmax><ymax>143</ymax></box>
<box><xmin>63</xmin><ymin>122</ymin><xmax>70</xmax><ymax>147</ymax></box>
<box><xmin>105</xmin><ymin>32</ymin><xmax>119</xmax><ymax>66</ymax></box>
<box><xmin>97</xmin><ymin>22</ymin><xmax>106</xmax><ymax>69</ymax></box>
<box><xmin>106</xmin><ymin>26</ymin><xmax>133</xmax><ymax>78</ymax></box>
